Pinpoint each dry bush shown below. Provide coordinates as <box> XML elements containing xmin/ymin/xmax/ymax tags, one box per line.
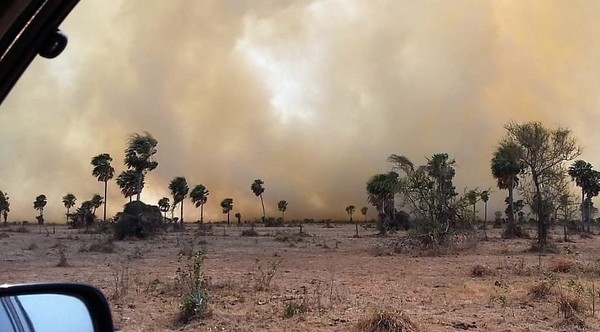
<box><xmin>253</xmin><ymin>259</ymin><xmax>282</xmax><ymax>291</ymax></box>
<box><xmin>504</xmin><ymin>257</ymin><xmax>533</xmax><ymax>276</ymax></box>
<box><xmin>283</xmin><ymin>300</ymin><xmax>308</xmax><ymax>318</ymax></box>
<box><xmin>470</xmin><ymin>264</ymin><xmax>494</xmax><ymax>277</ymax></box>
<box><xmin>554</xmin><ymin>315</ymin><xmax>587</xmax><ymax>332</ymax></box>
<box><xmin>241</xmin><ymin>228</ymin><xmax>259</xmax><ymax>237</ymax></box>
<box><xmin>79</xmin><ymin>236</ymin><xmax>115</xmax><ymax>253</ymax></box>
<box><xmin>557</xmin><ymin>292</ymin><xmax>586</xmax><ymax>319</ymax></box>
<box><xmin>0</xmin><ymin>232</ymin><xmax>8</xmax><ymax>238</ymax></box>
<box><xmin>528</xmin><ymin>281</ymin><xmax>554</xmax><ymax>300</ymax></box>
<box><xmin>355</xmin><ymin>309</ymin><xmax>421</xmax><ymax>332</ymax></box>
<box><xmin>549</xmin><ymin>256</ymin><xmax>578</xmax><ymax>273</ymax></box>
<box><xmin>274</xmin><ymin>231</ymin><xmax>308</xmax><ymax>243</ymax></box>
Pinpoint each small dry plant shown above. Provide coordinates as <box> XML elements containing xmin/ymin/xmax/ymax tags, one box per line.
<box><xmin>253</xmin><ymin>259</ymin><xmax>282</xmax><ymax>291</ymax></box>
<box><xmin>174</xmin><ymin>250</ymin><xmax>210</xmax><ymax>324</ymax></box>
<box><xmin>355</xmin><ymin>308</ymin><xmax>421</xmax><ymax>332</ymax></box>
<box><xmin>470</xmin><ymin>264</ymin><xmax>494</xmax><ymax>277</ymax></box>
<box><xmin>107</xmin><ymin>258</ymin><xmax>132</xmax><ymax>300</ymax></box>
<box><xmin>55</xmin><ymin>241</ymin><xmax>69</xmax><ymax>267</ymax></box>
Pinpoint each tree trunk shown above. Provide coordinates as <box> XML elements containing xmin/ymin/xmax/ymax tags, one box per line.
<box><xmin>586</xmin><ymin>196</ymin><xmax>591</xmax><ymax>233</ymax></box>
<box><xmin>227</xmin><ymin>210</ymin><xmax>230</xmax><ymax>225</ymax></box>
<box><xmin>533</xmin><ymin>176</ymin><xmax>547</xmax><ymax>246</ymax></box>
<box><xmin>180</xmin><ymin>200</ymin><xmax>184</xmax><ymax>225</ymax></box>
<box><xmin>260</xmin><ymin>194</ymin><xmax>265</xmax><ymax>221</ymax></box>
<box><xmin>503</xmin><ymin>181</ymin><xmax>518</xmax><ymax>238</ymax></box>
<box><xmin>355</xmin><ymin>222</ymin><xmax>359</xmax><ymax>237</ymax></box>
<box><xmin>581</xmin><ymin>188</ymin><xmax>585</xmax><ymax>231</ymax></box>
<box><xmin>136</xmin><ymin>173</ymin><xmax>142</xmax><ymax>201</ymax></box>
<box><xmin>483</xmin><ymin>201</ymin><xmax>488</xmax><ymax>240</ymax></box>
<box><xmin>200</xmin><ymin>204</ymin><xmax>204</xmax><ymax>225</ymax></box>
<box><xmin>103</xmin><ymin>180</ymin><xmax>108</xmax><ymax>223</ymax></box>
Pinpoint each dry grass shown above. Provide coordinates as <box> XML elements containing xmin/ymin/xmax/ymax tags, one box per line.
<box><xmin>355</xmin><ymin>309</ymin><xmax>421</xmax><ymax>332</ymax></box>
<box><xmin>470</xmin><ymin>264</ymin><xmax>494</xmax><ymax>277</ymax></box>
<box><xmin>528</xmin><ymin>281</ymin><xmax>554</xmax><ymax>300</ymax></box>
<box><xmin>549</xmin><ymin>256</ymin><xmax>578</xmax><ymax>273</ymax></box>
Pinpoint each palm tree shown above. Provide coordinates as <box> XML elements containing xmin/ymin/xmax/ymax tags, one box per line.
<box><xmin>0</xmin><ymin>191</ymin><xmax>9</xmax><ymax>225</ymax></box>
<box><xmin>62</xmin><ymin>193</ymin><xmax>76</xmax><ymax>223</ymax></box>
<box><xmin>277</xmin><ymin>200</ymin><xmax>288</xmax><ymax>221</ymax></box>
<box><xmin>235</xmin><ymin>212</ymin><xmax>241</xmax><ymax>224</ymax></box>
<box><xmin>251</xmin><ymin>179</ymin><xmax>266</xmax><ymax>221</ymax></box>
<box><xmin>78</xmin><ymin>200</ymin><xmax>95</xmax><ymax>230</ymax></box>
<box><xmin>360</xmin><ymin>206</ymin><xmax>368</xmax><ymax>222</ymax></box>
<box><xmin>116</xmin><ymin>170</ymin><xmax>141</xmax><ymax>202</ymax></box>
<box><xmin>465</xmin><ymin>189</ymin><xmax>479</xmax><ymax>220</ymax></box>
<box><xmin>124</xmin><ymin>132</ymin><xmax>158</xmax><ymax>201</ymax></box>
<box><xmin>366</xmin><ymin>172</ymin><xmax>399</xmax><ymax>234</ymax></box>
<box><xmin>425</xmin><ymin>153</ymin><xmax>456</xmax><ymax>222</ymax></box>
<box><xmin>346</xmin><ymin>205</ymin><xmax>355</xmax><ymax>222</ymax></box>
<box><xmin>169</xmin><ymin>176</ymin><xmax>189</xmax><ymax>224</ymax></box>
<box><xmin>220</xmin><ymin>198</ymin><xmax>234</xmax><ymax>225</ymax></box>
<box><xmin>480</xmin><ymin>190</ymin><xmax>490</xmax><ymax>240</ymax></box>
<box><xmin>91</xmin><ymin>153</ymin><xmax>115</xmax><ymax>223</ymax></box>
<box><xmin>90</xmin><ymin>194</ymin><xmax>103</xmax><ymax>216</ymax></box>
<box><xmin>567</xmin><ymin>160</ymin><xmax>600</xmax><ymax>232</ymax></box>
<box><xmin>346</xmin><ymin>205</ymin><xmax>357</xmax><ymax>236</ymax></box>
<box><xmin>491</xmin><ymin>140</ymin><xmax>524</xmax><ymax>238</ymax></box>
<box><xmin>33</xmin><ymin>194</ymin><xmax>47</xmax><ymax>224</ymax></box>
<box><xmin>158</xmin><ymin>197</ymin><xmax>170</xmax><ymax>223</ymax></box>
<box><xmin>190</xmin><ymin>184</ymin><xmax>209</xmax><ymax>224</ymax></box>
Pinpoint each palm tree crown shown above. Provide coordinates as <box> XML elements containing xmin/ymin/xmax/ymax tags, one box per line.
<box><xmin>124</xmin><ymin>132</ymin><xmax>158</xmax><ymax>201</ymax></box>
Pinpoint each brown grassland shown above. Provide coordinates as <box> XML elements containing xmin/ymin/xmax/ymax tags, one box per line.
<box><xmin>1</xmin><ymin>222</ymin><xmax>600</xmax><ymax>332</ymax></box>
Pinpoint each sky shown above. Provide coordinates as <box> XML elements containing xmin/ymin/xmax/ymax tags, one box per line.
<box><xmin>1</xmin><ymin>0</ymin><xmax>600</xmax><ymax>223</ymax></box>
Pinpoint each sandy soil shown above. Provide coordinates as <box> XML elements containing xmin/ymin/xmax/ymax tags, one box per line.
<box><xmin>1</xmin><ymin>223</ymin><xmax>599</xmax><ymax>331</ymax></box>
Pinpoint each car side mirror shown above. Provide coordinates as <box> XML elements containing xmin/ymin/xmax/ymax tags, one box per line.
<box><xmin>0</xmin><ymin>282</ymin><xmax>114</xmax><ymax>332</ymax></box>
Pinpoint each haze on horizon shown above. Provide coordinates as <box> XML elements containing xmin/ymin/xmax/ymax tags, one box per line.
<box><xmin>1</xmin><ymin>0</ymin><xmax>600</xmax><ymax>223</ymax></box>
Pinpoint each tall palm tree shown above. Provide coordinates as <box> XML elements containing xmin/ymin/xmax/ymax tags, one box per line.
<box><xmin>465</xmin><ymin>189</ymin><xmax>479</xmax><ymax>220</ymax></box>
<box><xmin>158</xmin><ymin>197</ymin><xmax>170</xmax><ymax>223</ymax></box>
<box><xmin>346</xmin><ymin>205</ymin><xmax>355</xmax><ymax>222</ymax></box>
<box><xmin>568</xmin><ymin>160</ymin><xmax>596</xmax><ymax>231</ymax></box>
<box><xmin>277</xmin><ymin>200</ymin><xmax>288</xmax><ymax>221</ymax></box>
<box><xmin>480</xmin><ymin>190</ymin><xmax>490</xmax><ymax>240</ymax></box>
<box><xmin>425</xmin><ymin>153</ymin><xmax>456</xmax><ymax>221</ymax></box>
<box><xmin>62</xmin><ymin>193</ymin><xmax>76</xmax><ymax>223</ymax></box>
<box><xmin>366</xmin><ymin>171</ymin><xmax>399</xmax><ymax>234</ymax></box>
<box><xmin>491</xmin><ymin>140</ymin><xmax>524</xmax><ymax>238</ymax></box>
<box><xmin>251</xmin><ymin>179</ymin><xmax>266</xmax><ymax>221</ymax></box>
<box><xmin>0</xmin><ymin>191</ymin><xmax>9</xmax><ymax>225</ymax></box>
<box><xmin>90</xmin><ymin>194</ymin><xmax>103</xmax><ymax>216</ymax></box>
<box><xmin>169</xmin><ymin>176</ymin><xmax>189</xmax><ymax>224</ymax></box>
<box><xmin>346</xmin><ymin>205</ymin><xmax>357</xmax><ymax>236</ymax></box>
<box><xmin>91</xmin><ymin>153</ymin><xmax>114</xmax><ymax>223</ymax></box>
<box><xmin>190</xmin><ymin>184</ymin><xmax>209</xmax><ymax>224</ymax></box>
<box><xmin>124</xmin><ymin>132</ymin><xmax>158</xmax><ymax>201</ymax></box>
<box><xmin>33</xmin><ymin>194</ymin><xmax>47</xmax><ymax>224</ymax></box>
<box><xmin>220</xmin><ymin>198</ymin><xmax>234</xmax><ymax>225</ymax></box>
<box><xmin>360</xmin><ymin>206</ymin><xmax>368</xmax><ymax>222</ymax></box>
<box><xmin>116</xmin><ymin>170</ymin><xmax>141</xmax><ymax>202</ymax></box>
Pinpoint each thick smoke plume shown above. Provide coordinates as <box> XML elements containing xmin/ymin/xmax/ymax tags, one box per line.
<box><xmin>1</xmin><ymin>1</ymin><xmax>599</xmax><ymax>222</ymax></box>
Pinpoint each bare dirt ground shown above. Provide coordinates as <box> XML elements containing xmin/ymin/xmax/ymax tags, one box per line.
<box><xmin>1</xmin><ymin>222</ymin><xmax>599</xmax><ymax>331</ymax></box>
